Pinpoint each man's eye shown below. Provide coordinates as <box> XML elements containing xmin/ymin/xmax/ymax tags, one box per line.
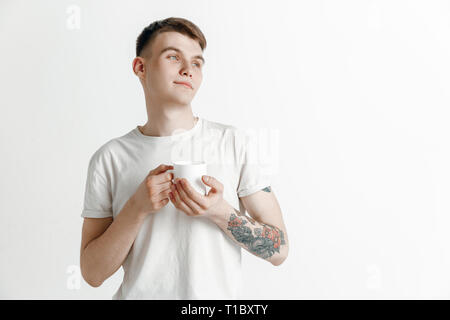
<box><xmin>169</xmin><ymin>55</ymin><xmax>201</xmax><ymax>68</ymax></box>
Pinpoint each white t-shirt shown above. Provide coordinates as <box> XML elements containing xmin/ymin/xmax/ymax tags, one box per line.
<box><xmin>81</xmin><ymin>116</ymin><xmax>271</xmax><ymax>299</ymax></box>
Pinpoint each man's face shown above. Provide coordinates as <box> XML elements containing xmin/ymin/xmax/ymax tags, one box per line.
<box><xmin>139</xmin><ymin>31</ymin><xmax>204</xmax><ymax>106</ymax></box>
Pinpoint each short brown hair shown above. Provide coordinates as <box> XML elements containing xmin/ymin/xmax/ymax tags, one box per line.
<box><xmin>136</xmin><ymin>17</ymin><xmax>207</xmax><ymax>58</ymax></box>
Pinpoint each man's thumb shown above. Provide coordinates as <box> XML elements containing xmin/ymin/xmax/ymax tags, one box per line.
<box><xmin>202</xmin><ymin>175</ymin><xmax>223</xmax><ymax>196</ymax></box>
<box><xmin>202</xmin><ymin>175</ymin><xmax>211</xmax><ymax>184</ymax></box>
<box><xmin>202</xmin><ymin>175</ymin><xmax>218</xmax><ymax>188</ymax></box>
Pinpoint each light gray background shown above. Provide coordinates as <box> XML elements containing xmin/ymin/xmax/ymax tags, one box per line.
<box><xmin>1</xmin><ymin>0</ymin><xmax>449</xmax><ymax>299</ymax></box>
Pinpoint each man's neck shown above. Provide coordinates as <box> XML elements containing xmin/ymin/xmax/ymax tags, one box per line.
<box><xmin>139</xmin><ymin>107</ymin><xmax>198</xmax><ymax>137</ymax></box>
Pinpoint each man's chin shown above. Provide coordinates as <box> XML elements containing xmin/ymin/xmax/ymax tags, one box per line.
<box><xmin>169</xmin><ymin>94</ymin><xmax>194</xmax><ymax>103</ymax></box>
<box><xmin>166</xmin><ymin>98</ymin><xmax>193</xmax><ymax>107</ymax></box>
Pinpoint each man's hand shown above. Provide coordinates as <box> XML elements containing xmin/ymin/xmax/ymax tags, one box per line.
<box><xmin>169</xmin><ymin>175</ymin><xmax>227</xmax><ymax>220</ymax></box>
<box><xmin>130</xmin><ymin>164</ymin><xmax>174</xmax><ymax>218</ymax></box>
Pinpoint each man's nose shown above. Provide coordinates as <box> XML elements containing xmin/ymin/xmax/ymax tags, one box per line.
<box><xmin>180</xmin><ymin>62</ymin><xmax>193</xmax><ymax>77</ymax></box>
<box><xmin>181</xmin><ymin>69</ymin><xmax>193</xmax><ymax>77</ymax></box>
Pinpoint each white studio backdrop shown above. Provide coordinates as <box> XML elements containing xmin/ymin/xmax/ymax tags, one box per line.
<box><xmin>1</xmin><ymin>0</ymin><xmax>449</xmax><ymax>299</ymax></box>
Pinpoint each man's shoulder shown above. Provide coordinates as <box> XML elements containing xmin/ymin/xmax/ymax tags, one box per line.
<box><xmin>87</xmin><ymin>139</ymin><xmax>114</xmax><ymax>169</ymax></box>
<box><xmin>88</xmin><ymin>130</ymin><xmax>134</xmax><ymax>165</ymax></box>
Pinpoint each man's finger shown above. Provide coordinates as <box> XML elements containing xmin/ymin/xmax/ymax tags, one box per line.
<box><xmin>157</xmin><ymin>180</ymin><xmax>173</xmax><ymax>191</ymax></box>
<box><xmin>148</xmin><ymin>166</ymin><xmax>174</xmax><ymax>185</ymax></box>
<box><xmin>154</xmin><ymin>188</ymin><xmax>172</xmax><ymax>203</ymax></box>
<box><xmin>153</xmin><ymin>181</ymin><xmax>173</xmax><ymax>194</ymax></box>
<box><xmin>149</xmin><ymin>171</ymin><xmax>174</xmax><ymax>185</ymax></box>
<box><xmin>175</xmin><ymin>181</ymin><xmax>203</xmax><ymax>214</ymax></box>
<box><xmin>171</xmin><ymin>184</ymin><xmax>195</xmax><ymax>216</ymax></box>
<box><xmin>149</xmin><ymin>164</ymin><xmax>173</xmax><ymax>176</ymax></box>
<box><xmin>176</xmin><ymin>178</ymin><xmax>207</xmax><ymax>209</ymax></box>
<box><xmin>201</xmin><ymin>175</ymin><xmax>223</xmax><ymax>192</ymax></box>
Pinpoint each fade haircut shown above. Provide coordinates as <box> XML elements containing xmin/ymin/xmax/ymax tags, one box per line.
<box><xmin>136</xmin><ymin>17</ymin><xmax>207</xmax><ymax>58</ymax></box>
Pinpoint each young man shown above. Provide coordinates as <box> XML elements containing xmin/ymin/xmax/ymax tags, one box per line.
<box><xmin>80</xmin><ymin>17</ymin><xmax>289</xmax><ymax>300</ymax></box>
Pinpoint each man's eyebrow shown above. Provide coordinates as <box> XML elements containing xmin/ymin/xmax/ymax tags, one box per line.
<box><xmin>159</xmin><ymin>46</ymin><xmax>205</xmax><ymax>64</ymax></box>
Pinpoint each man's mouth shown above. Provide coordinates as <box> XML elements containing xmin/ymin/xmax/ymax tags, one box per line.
<box><xmin>174</xmin><ymin>81</ymin><xmax>193</xmax><ymax>89</ymax></box>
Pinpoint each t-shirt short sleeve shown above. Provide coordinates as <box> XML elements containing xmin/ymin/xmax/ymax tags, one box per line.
<box><xmin>235</xmin><ymin>129</ymin><xmax>273</xmax><ymax>198</ymax></box>
<box><xmin>81</xmin><ymin>149</ymin><xmax>113</xmax><ymax>218</ymax></box>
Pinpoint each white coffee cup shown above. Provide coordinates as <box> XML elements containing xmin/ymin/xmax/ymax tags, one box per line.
<box><xmin>169</xmin><ymin>161</ymin><xmax>207</xmax><ymax>195</ymax></box>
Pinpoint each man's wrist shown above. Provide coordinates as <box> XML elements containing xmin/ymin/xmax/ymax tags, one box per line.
<box><xmin>125</xmin><ymin>195</ymin><xmax>146</xmax><ymax>221</ymax></box>
<box><xmin>207</xmin><ymin>198</ymin><xmax>237</xmax><ymax>225</ymax></box>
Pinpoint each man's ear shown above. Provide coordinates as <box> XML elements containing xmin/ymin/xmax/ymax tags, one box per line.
<box><xmin>132</xmin><ymin>57</ymin><xmax>146</xmax><ymax>77</ymax></box>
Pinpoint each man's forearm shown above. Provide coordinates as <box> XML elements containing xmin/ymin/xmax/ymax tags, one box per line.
<box><xmin>80</xmin><ymin>196</ymin><xmax>146</xmax><ymax>287</ymax></box>
<box><xmin>207</xmin><ymin>200</ymin><xmax>288</xmax><ymax>266</ymax></box>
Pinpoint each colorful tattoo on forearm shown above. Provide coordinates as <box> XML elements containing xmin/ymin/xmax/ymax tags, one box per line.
<box><xmin>227</xmin><ymin>213</ymin><xmax>285</xmax><ymax>259</ymax></box>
